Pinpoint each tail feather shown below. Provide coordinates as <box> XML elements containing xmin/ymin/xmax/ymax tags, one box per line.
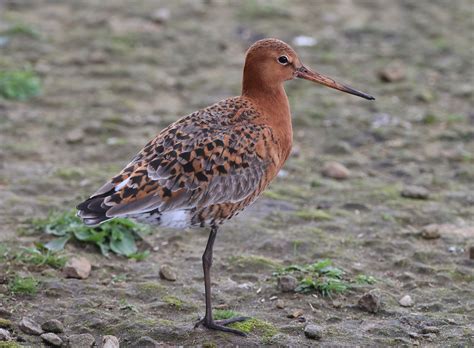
<box><xmin>77</xmin><ymin>189</ymin><xmax>114</xmax><ymax>226</ymax></box>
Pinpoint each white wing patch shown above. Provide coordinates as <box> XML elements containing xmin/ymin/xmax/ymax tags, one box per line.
<box><xmin>160</xmin><ymin>209</ymin><xmax>190</xmax><ymax>228</ymax></box>
<box><xmin>115</xmin><ymin>177</ymin><xmax>130</xmax><ymax>191</ymax></box>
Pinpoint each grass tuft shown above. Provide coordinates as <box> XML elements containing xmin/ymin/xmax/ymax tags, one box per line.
<box><xmin>0</xmin><ymin>69</ymin><xmax>41</xmax><ymax>101</ymax></box>
<box><xmin>15</xmin><ymin>247</ymin><xmax>67</xmax><ymax>269</ymax></box>
<box><xmin>8</xmin><ymin>275</ymin><xmax>39</xmax><ymax>295</ymax></box>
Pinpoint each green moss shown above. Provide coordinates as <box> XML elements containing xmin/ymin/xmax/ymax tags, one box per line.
<box><xmin>228</xmin><ymin>255</ymin><xmax>280</xmax><ymax>269</ymax></box>
<box><xmin>264</xmin><ymin>184</ymin><xmax>309</xmax><ymax>201</ymax></box>
<box><xmin>0</xmin><ymin>342</ymin><xmax>23</xmax><ymax>348</ymax></box>
<box><xmin>8</xmin><ymin>275</ymin><xmax>39</xmax><ymax>295</ymax></box>
<box><xmin>2</xmin><ymin>23</ymin><xmax>40</xmax><ymax>39</ymax></box>
<box><xmin>0</xmin><ymin>318</ymin><xmax>12</xmax><ymax>328</ymax></box>
<box><xmin>157</xmin><ymin>319</ymin><xmax>174</xmax><ymax>326</ymax></box>
<box><xmin>213</xmin><ymin>309</ymin><xmax>239</xmax><ymax>320</ymax></box>
<box><xmin>162</xmin><ymin>295</ymin><xmax>183</xmax><ymax>309</ymax></box>
<box><xmin>238</xmin><ymin>0</ymin><xmax>290</xmax><ymax>19</ymax></box>
<box><xmin>229</xmin><ymin>318</ymin><xmax>278</xmax><ymax>340</ymax></box>
<box><xmin>54</xmin><ymin>167</ymin><xmax>84</xmax><ymax>180</ymax></box>
<box><xmin>137</xmin><ymin>282</ymin><xmax>165</xmax><ymax>296</ymax></box>
<box><xmin>0</xmin><ymin>69</ymin><xmax>41</xmax><ymax>101</ymax></box>
<box><xmin>295</xmin><ymin>209</ymin><xmax>332</xmax><ymax>221</ymax></box>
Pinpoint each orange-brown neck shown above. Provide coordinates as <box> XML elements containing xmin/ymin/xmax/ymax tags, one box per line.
<box><xmin>241</xmin><ymin>69</ymin><xmax>293</xmax><ymax>167</ymax></box>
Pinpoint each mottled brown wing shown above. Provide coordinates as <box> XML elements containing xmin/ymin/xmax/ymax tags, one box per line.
<box><xmin>86</xmin><ymin>108</ymin><xmax>272</xmax><ymax>219</ymax></box>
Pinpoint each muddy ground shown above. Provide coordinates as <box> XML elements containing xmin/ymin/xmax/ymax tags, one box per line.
<box><xmin>0</xmin><ymin>0</ymin><xmax>473</xmax><ymax>346</ymax></box>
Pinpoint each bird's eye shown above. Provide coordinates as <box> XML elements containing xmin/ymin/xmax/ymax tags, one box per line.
<box><xmin>277</xmin><ymin>55</ymin><xmax>289</xmax><ymax>65</ymax></box>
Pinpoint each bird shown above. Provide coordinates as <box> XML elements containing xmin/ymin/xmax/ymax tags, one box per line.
<box><xmin>77</xmin><ymin>38</ymin><xmax>374</xmax><ymax>336</ymax></box>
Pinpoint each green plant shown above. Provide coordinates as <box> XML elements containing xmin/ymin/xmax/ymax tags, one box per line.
<box><xmin>9</xmin><ymin>275</ymin><xmax>39</xmax><ymax>295</ymax></box>
<box><xmin>34</xmin><ymin>210</ymin><xmax>151</xmax><ymax>258</ymax></box>
<box><xmin>0</xmin><ymin>70</ymin><xmax>41</xmax><ymax>101</ymax></box>
<box><xmin>355</xmin><ymin>274</ymin><xmax>377</xmax><ymax>285</ymax></box>
<box><xmin>2</xmin><ymin>23</ymin><xmax>41</xmax><ymax>39</ymax></box>
<box><xmin>296</xmin><ymin>276</ymin><xmax>348</xmax><ymax>296</ymax></box>
<box><xmin>275</xmin><ymin>259</ymin><xmax>349</xmax><ymax>296</ymax></box>
<box><xmin>15</xmin><ymin>247</ymin><xmax>67</xmax><ymax>268</ymax></box>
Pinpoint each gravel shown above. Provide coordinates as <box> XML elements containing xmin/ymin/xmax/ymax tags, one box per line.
<box><xmin>304</xmin><ymin>323</ymin><xmax>323</xmax><ymax>340</ymax></box>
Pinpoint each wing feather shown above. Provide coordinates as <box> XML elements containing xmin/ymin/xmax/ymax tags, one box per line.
<box><xmin>77</xmin><ymin>98</ymin><xmax>271</xmax><ymax>224</ymax></box>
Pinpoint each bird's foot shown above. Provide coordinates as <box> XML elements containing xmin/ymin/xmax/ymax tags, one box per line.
<box><xmin>194</xmin><ymin>315</ymin><xmax>250</xmax><ymax>336</ymax></box>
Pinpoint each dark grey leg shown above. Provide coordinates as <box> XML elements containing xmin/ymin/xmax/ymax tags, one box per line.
<box><xmin>194</xmin><ymin>226</ymin><xmax>249</xmax><ymax>336</ymax></box>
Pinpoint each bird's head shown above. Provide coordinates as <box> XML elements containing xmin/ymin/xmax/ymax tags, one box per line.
<box><xmin>243</xmin><ymin>38</ymin><xmax>374</xmax><ymax>100</ymax></box>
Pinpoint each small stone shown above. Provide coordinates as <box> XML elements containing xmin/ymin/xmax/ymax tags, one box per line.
<box><xmin>159</xmin><ymin>264</ymin><xmax>177</xmax><ymax>281</ymax></box>
<box><xmin>136</xmin><ymin>336</ymin><xmax>160</xmax><ymax>347</ymax></box>
<box><xmin>420</xmin><ymin>225</ymin><xmax>441</xmax><ymax>240</ymax></box>
<box><xmin>275</xmin><ymin>299</ymin><xmax>285</xmax><ymax>309</ymax></box>
<box><xmin>41</xmin><ymin>319</ymin><xmax>64</xmax><ymax>333</ymax></box>
<box><xmin>0</xmin><ymin>309</ymin><xmax>12</xmax><ymax>318</ymax></box>
<box><xmin>358</xmin><ymin>289</ymin><xmax>382</xmax><ymax>313</ymax></box>
<box><xmin>68</xmin><ymin>333</ymin><xmax>95</xmax><ymax>348</ymax></box>
<box><xmin>277</xmin><ymin>275</ymin><xmax>297</xmax><ymax>292</ymax></box>
<box><xmin>304</xmin><ymin>323</ymin><xmax>323</xmax><ymax>340</ymax></box>
<box><xmin>19</xmin><ymin>317</ymin><xmax>43</xmax><ymax>335</ymax></box>
<box><xmin>64</xmin><ymin>256</ymin><xmax>91</xmax><ymax>279</ymax></box>
<box><xmin>399</xmin><ymin>295</ymin><xmax>414</xmax><ymax>307</ymax></box>
<box><xmin>151</xmin><ymin>8</ymin><xmax>171</xmax><ymax>24</ymax></box>
<box><xmin>65</xmin><ymin>129</ymin><xmax>85</xmax><ymax>144</ymax></box>
<box><xmin>401</xmin><ymin>185</ymin><xmax>430</xmax><ymax>200</ymax></box>
<box><xmin>469</xmin><ymin>246</ymin><xmax>474</xmax><ymax>260</ymax></box>
<box><xmin>0</xmin><ymin>328</ymin><xmax>12</xmax><ymax>341</ymax></box>
<box><xmin>102</xmin><ymin>335</ymin><xmax>120</xmax><ymax>348</ymax></box>
<box><xmin>378</xmin><ymin>62</ymin><xmax>406</xmax><ymax>82</ymax></box>
<box><xmin>421</xmin><ymin>326</ymin><xmax>440</xmax><ymax>334</ymax></box>
<box><xmin>287</xmin><ymin>309</ymin><xmax>304</xmax><ymax>318</ymax></box>
<box><xmin>41</xmin><ymin>332</ymin><xmax>63</xmax><ymax>346</ymax></box>
<box><xmin>322</xmin><ymin>161</ymin><xmax>350</xmax><ymax>180</ymax></box>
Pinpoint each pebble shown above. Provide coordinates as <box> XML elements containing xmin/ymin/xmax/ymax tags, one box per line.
<box><xmin>0</xmin><ymin>309</ymin><xmax>12</xmax><ymax>318</ymax></box>
<box><xmin>399</xmin><ymin>294</ymin><xmax>414</xmax><ymax>307</ymax></box>
<box><xmin>19</xmin><ymin>317</ymin><xmax>43</xmax><ymax>335</ymax></box>
<box><xmin>41</xmin><ymin>319</ymin><xmax>64</xmax><ymax>333</ymax></box>
<box><xmin>421</xmin><ymin>326</ymin><xmax>440</xmax><ymax>334</ymax></box>
<box><xmin>0</xmin><ymin>328</ymin><xmax>11</xmax><ymax>341</ymax></box>
<box><xmin>304</xmin><ymin>323</ymin><xmax>323</xmax><ymax>340</ymax></box>
<box><xmin>378</xmin><ymin>62</ymin><xmax>406</xmax><ymax>82</ymax></box>
<box><xmin>401</xmin><ymin>185</ymin><xmax>430</xmax><ymax>200</ymax></box>
<box><xmin>287</xmin><ymin>309</ymin><xmax>304</xmax><ymax>318</ymax></box>
<box><xmin>41</xmin><ymin>332</ymin><xmax>63</xmax><ymax>346</ymax></box>
<box><xmin>102</xmin><ymin>335</ymin><xmax>120</xmax><ymax>348</ymax></box>
<box><xmin>322</xmin><ymin>161</ymin><xmax>350</xmax><ymax>180</ymax></box>
<box><xmin>420</xmin><ymin>224</ymin><xmax>441</xmax><ymax>240</ymax></box>
<box><xmin>68</xmin><ymin>333</ymin><xmax>96</xmax><ymax>348</ymax></box>
<box><xmin>277</xmin><ymin>275</ymin><xmax>297</xmax><ymax>292</ymax></box>
<box><xmin>358</xmin><ymin>289</ymin><xmax>382</xmax><ymax>313</ymax></box>
<box><xmin>151</xmin><ymin>8</ymin><xmax>171</xmax><ymax>24</ymax></box>
<box><xmin>469</xmin><ymin>246</ymin><xmax>474</xmax><ymax>260</ymax></box>
<box><xmin>136</xmin><ymin>336</ymin><xmax>161</xmax><ymax>347</ymax></box>
<box><xmin>275</xmin><ymin>299</ymin><xmax>285</xmax><ymax>309</ymax></box>
<box><xmin>64</xmin><ymin>256</ymin><xmax>91</xmax><ymax>279</ymax></box>
<box><xmin>65</xmin><ymin>129</ymin><xmax>85</xmax><ymax>144</ymax></box>
<box><xmin>159</xmin><ymin>264</ymin><xmax>177</xmax><ymax>281</ymax></box>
